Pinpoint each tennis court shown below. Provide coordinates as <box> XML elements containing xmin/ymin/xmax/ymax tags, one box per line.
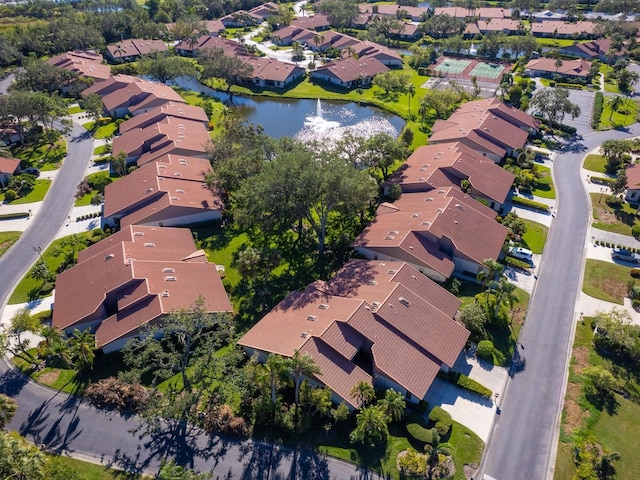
<box><xmin>434</xmin><ymin>59</ymin><xmax>471</xmax><ymax>75</ymax></box>
<box><xmin>469</xmin><ymin>62</ymin><xmax>505</xmax><ymax>79</ymax></box>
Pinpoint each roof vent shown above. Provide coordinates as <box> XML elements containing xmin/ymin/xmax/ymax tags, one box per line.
<box><xmin>412</xmin><ymin>213</ymin><xmax>421</xmax><ymax>218</ymax></box>
<box><xmin>388</xmin><ymin>230</ymin><xmax>399</xmax><ymax>235</ymax></box>
<box><xmin>418</xmin><ymin>177</ymin><xmax>425</xmax><ymax>181</ymax></box>
<box><xmin>134</xmin><ymin>231</ymin><xmax>144</xmax><ymax>236</ymax></box>
<box><xmin>170</xmin><ymin>196</ymin><xmax>180</xmax><ymax>200</ymax></box>
<box><xmin>437</xmin><ymin>208</ymin><xmax>444</xmax><ymax>213</ymax></box>
<box><xmin>384</xmin><ymin>235</ymin><xmax>395</xmax><ymax>240</ymax></box>
<box><xmin>145</xmin><ymin>188</ymin><xmax>154</xmax><ymax>193</ymax></box>
<box><xmin>301</xmin><ymin>331</ymin><xmax>309</xmax><ymax>338</ymax></box>
<box><xmin>456</xmin><ymin>204</ymin><xmax>464</xmax><ymax>210</ymax></box>
<box><xmin>104</xmin><ymin>253</ymin><xmax>115</xmax><ymax>260</ymax></box>
<box><xmin>437</xmin><ymin>189</ymin><xmax>445</xmax><ymax>193</ymax></box>
<box><xmin>144</xmin><ymin>242</ymin><xmax>155</xmax><ymax>247</ymax></box>
<box><xmin>422</xmin><ymin>221</ymin><xmax>431</xmax><ymax>226</ymax></box>
<box><xmin>371</xmin><ymin>301</ymin><xmax>381</xmax><ymax>309</ymax></box>
<box><xmin>425</xmin><ymin>197</ymin><xmax>434</xmax><ymax>201</ymax></box>
<box><xmin>306</xmin><ymin>315</ymin><xmax>318</xmax><ymax>321</ymax></box>
<box><xmin>366</xmin><ymin>280</ymin><xmax>378</xmax><ymax>286</ymax></box>
<box><xmin>399</xmin><ymin>297</ymin><xmax>411</xmax><ymax>307</ymax></box>
<box><xmin>162</xmin><ymin>290</ymin><xmax>170</xmax><ymax>297</ymax></box>
<box><xmin>174</xmin><ymin>172</ymin><xmax>183</xmax><ymax>177</ymax></box>
<box><xmin>318</xmin><ymin>303</ymin><xmax>329</xmax><ymax>310</ymax></box>
<box><xmin>176</xmin><ymin>189</ymin><xmax>185</xmax><ymax>193</ymax></box>
<box><xmin>165</xmin><ymin>276</ymin><xmax>177</xmax><ymax>281</ymax></box>
<box><xmin>163</xmin><ymin>267</ymin><xmax>175</xmax><ymax>273</ymax></box>
<box><xmin>387</xmin><ymin>269</ymin><xmax>397</xmax><ymax>274</ymax></box>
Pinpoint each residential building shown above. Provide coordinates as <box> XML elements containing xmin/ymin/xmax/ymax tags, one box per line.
<box><xmin>102</xmin><ymin>157</ymin><xmax>222</xmax><ymax>228</ymax></box>
<box><xmin>476</xmin><ymin>18</ymin><xmax>523</xmax><ymax>35</ymax></box>
<box><xmin>350</xmin><ymin>42</ymin><xmax>403</xmax><ymax>67</ymax></box>
<box><xmin>524</xmin><ymin>57</ymin><xmax>592</xmax><ymax>79</ymax></box>
<box><xmin>219</xmin><ymin>10</ymin><xmax>263</xmax><ymax>28</ymax></box>
<box><xmin>429</xmin><ymin>98</ymin><xmax>539</xmax><ymax>161</ymax></box>
<box><xmin>118</xmin><ymin>103</ymin><xmax>209</xmax><ymax>134</ymax></box>
<box><xmin>353</xmin><ymin>187</ymin><xmax>508</xmax><ymax>282</ymax></box>
<box><xmin>532</xmin><ymin>10</ymin><xmax>567</xmax><ymax>22</ymax></box>
<box><xmin>112</xmin><ymin>117</ymin><xmax>210</xmax><ymax>163</ymax></box>
<box><xmin>105</xmin><ymin>39</ymin><xmax>168</xmax><ymax>63</ymax></box>
<box><xmin>81</xmin><ymin>74</ymin><xmax>140</xmax><ymax>98</ymax></box>
<box><xmin>433</xmin><ymin>7</ymin><xmax>512</xmax><ymax>19</ymax></box>
<box><xmin>625</xmin><ymin>162</ymin><xmax>640</xmax><ymax>205</ymax></box>
<box><xmin>248</xmin><ymin>2</ymin><xmax>279</xmax><ymax>20</ymax></box>
<box><xmin>238</xmin><ymin>259</ymin><xmax>468</xmax><ymax>407</ymax></box>
<box><xmin>52</xmin><ymin>225</ymin><xmax>232</xmax><ymax>353</ymax></box>
<box><xmin>310</xmin><ymin>56</ymin><xmax>389</xmax><ymax>89</ymax></box>
<box><xmin>98</xmin><ymin>79</ymin><xmax>186</xmax><ymax>118</ymax></box>
<box><xmin>358</xmin><ymin>4</ymin><xmax>428</xmax><ymax>22</ymax></box>
<box><xmin>559</xmin><ymin>39</ymin><xmax>627</xmax><ymax>61</ymax></box>
<box><xmin>175</xmin><ymin>35</ymin><xmax>247</xmax><ymax>57</ymax></box>
<box><xmin>46</xmin><ymin>51</ymin><xmax>111</xmax><ymax>85</ymax></box>
<box><xmin>0</xmin><ymin>156</ymin><xmax>20</xmax><ymax>187</ymax></box>
<box><xmin>242</xmin><ymin>57</ymin><xmax>306</xmax><ymax>88</ymax></box>
<box><xmin>530</xmin><ymin>20</ymin><xmax>596</xmax><ymax>39</ymax></box>
<box><xmin>290</xmin><ymin>14</ymin><xmax>331</xmax><ymax>31</ymax></box>
<box><xmin>388</xmin><ymin>142</ymin><xmax>515</xmax><ymax>212</ymax></box>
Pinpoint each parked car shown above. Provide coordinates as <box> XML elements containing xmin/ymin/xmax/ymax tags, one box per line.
<box><xmin>22</xmin><ymin>168</ymin><xmax>40</xmax><ymax>176</ymax></box>
<box><xmin>509</xmin><ymin>246</ymin><xmax>533</xmax><ymax>261</ymax></box>
<box><xmin>611</xmin><ymin>247</ymin><xmax>640</xmax><ymax>264</ymax></box>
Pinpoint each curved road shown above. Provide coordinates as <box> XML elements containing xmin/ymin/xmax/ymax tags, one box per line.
<box><xmin>0</xmin><ymin>84</ymin><xmax>378</xmax><ymax>478</ymax></box>
<box><xmin>479</xmin><ymin>124</ymin><xmax>640</xmax><ymax>480</ymax></box>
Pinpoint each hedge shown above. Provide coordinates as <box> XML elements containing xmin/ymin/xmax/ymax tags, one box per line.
<box><xmin>477</xmin><ymin>340</ymin><xmax>495</xmax><ymax>361</ymax></box>
<box><xmin>592</xmin><ymin>91</ymin><xmax>603</xmax><ymax>129</ymax></box>
<box><xmin>428</xmin><ymin>406</ymin><xmax>452</xmax><ymax>436</ymax></box>
<box><xmin>512</xmin><ymin>196</ymin><xmax>550</xmax><ymax>212</ymax></box>
<box><xmin>631</xmin><ymin>268</ymin><xmax>640</xmax><ymax>278</ymax></box>
<box><xmin>504</xmin><ymin>256</ymin><xmax>531</xmax><ymax>270</ymax></box>
<box><xmin>590</xmin><ymin>175</ymin><xmax>615</xmax><ymax>186</ymax></box>
<box><xmin>438</xmin><ymin>371</ymin><xmax>492</xmax><ymax>398</ymax></box>
<box><xmin>0</xmin><ymin>211</ymin><xmax>30</xmax><ymax>220</ymax></box>
<box><xmin>406</xmin><ymin>412</ymin><xmax>434</xmax><ymax>443</ymax></box>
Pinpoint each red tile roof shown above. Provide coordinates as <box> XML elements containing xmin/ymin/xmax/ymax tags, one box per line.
<box><xmin>626</xmin><ymin>162</ymin><xmax>640</xmax><ymax>189</ymax></box>
<box><xmin>106</xmin><ymin>39</ymin><xmax>168</xmax><ymax>60</ymax></box>
<box><xmin>312</xmin><ymin>56</ymin><xmax>389</xmax><ymax>83</ymax></box>
<box><xmin>290</xmin><ymin>14</ymin><xmax>331</xmax><ymax>30</ymax></box>
<box><xmin>531</xmin><ymin>20</ymin><xmax>595</xmax><ymax>37</ymax></box>
<box><xmin>0</xmin><ymin>156</ymin><xmax>20</xmax><ymax>175</ymax></box>
<box><xmin>525</xmin><ymin>57</ymin><xmax>592</xmax><ymax>77</ymax></box>
<box><xmin>119</xmin><ymin>103</ymin><xmax>209</xmax><ymax>133</ymax></box>
<box><xmin>46</xmin><ymin>51</ymin><xmax>111</xmax><ymax>82</ymax></box>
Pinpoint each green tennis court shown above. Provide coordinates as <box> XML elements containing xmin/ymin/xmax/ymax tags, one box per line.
<box><xmin>470</xmin><ymin>62</ymin><xmax>505</xmax><ymax>79</ymax></box>
<box><xmin>435</xmin><ymin>59</ymin><xmax>471</xmax><ymax>74</ymax></box>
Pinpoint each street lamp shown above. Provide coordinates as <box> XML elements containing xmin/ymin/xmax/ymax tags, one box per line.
<box><xmin>33</xmin><ymin>245</ymin><xmax>43</xmax><ymax>262</ymax></box>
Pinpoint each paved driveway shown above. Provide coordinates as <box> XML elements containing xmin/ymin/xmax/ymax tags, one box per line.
<box><xmin>565</xmin><ymin>89</ymin><xmax>595</xmax><ymax>137</ymax></box>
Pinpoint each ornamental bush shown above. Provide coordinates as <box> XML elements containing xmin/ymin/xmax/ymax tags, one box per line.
<box><xmin>511</xmin><ymin>196</ymin><xmax>549</xmax><ymax>212</ymax></box>
<box><xmin>406</xmin><ymin>412</ymin><xmax>433</xmax><ymax>443</ymax></box>
<box><xmin>477</xmin><ymin>340</ymin><xmax>495</xmax><ymax>362</ymax></box>
<box><xmin>3</xmin><ymin>189</ymin><xmax>17</xmax><ymax>202</ymax></box>
<box><xmin>428</xmin><ymin>406</ymin><xmax>452</xmax><ymax>436</ymax></box>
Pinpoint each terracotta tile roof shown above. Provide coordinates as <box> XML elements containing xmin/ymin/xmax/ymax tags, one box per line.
<box><xmin>106</xmin><ymin>39</ymin><xmax>168</xmax><ymax>59</ymax></box>
<box><xmin>101</xmin><ymin>79</ymin><xmax>185</xmax><ymax>115</ymax></box>
<box><xmin>626</xmin><ymin>162</ymin><xmax>640</xmax><ymax>189</ymax></box>
<box><xmin>136</xmin><ymin>142</ymin><xmax>209</xmax><ymax>165</ymax></box>
<box><xmin>525</xmin><ymin>57</ymin><xmax>592</xmax><ymax>77</ymax></box>
<box><xmin>433</xmin><ymin>6</ymin><xmax>512</xmax><ymax>18</ymax></box>
<box><xmin>456</xmin><ymin>97</ymin><xmax>540</xmax><ymax>131</ymax></box>
<box><xmin>391</xmin><ymin>142</ymin><xmax>515</xmax><ymax>204</ymax></box>
<box><xmin>561</xmin><ymin>38</ymin><xmax>626</xmax><ymax>58</ymax></box>
<box><xmin>239</xmin><ymin>258</ymin><xmax>468</xmax><ymax>403</ymax></box>
<box><xmin>299</xmin><ymin>336</ymin><xmax>372</xmax><ymax>408</ymax></box>
<box><xmin>358</xmin><ymin>3</ymin><xmax>428</xmax><ymax>20</ymax></box>
<box><xmin>112</xmin><ymin>117</ymin><xmax>210</xmax><ymax>160</ymax></box>
<box><xmin>46</xmin><ymin>51</ymin><xmax>111</xmax><ymax>82</ymax></box>
<box><xmin>531</xmin><ymin>20</ymin><xmax>595</xmax><ymax>37</ymax></box>
<box><xmin>81</xmin><ymin>74</ymin><xmax>141</xmax><ymax>97</ymax></box>
<box><xmin>137</xmin><ymin>153</ymin><xmax>209</xmax><ymax>168</ymax></box>
<box><xmin>312</xmin><ymin>56</ymin><xmax>389</xmax><ymax>83</ymax></box>
<box><xmin>243</xmin><ymin>57</ymin><xmax>305</xmax><ymax>82</ymax></box>
<box><xmin>53</xmin><ymin>225</ymin><xmax>232</xmax><ymax>349</ymax></box>
<box><xmin>0</xmin><ymin>156</ymin><xmax>20</xmax><ymax>175</ymax></box>
<box><xmin>248</xmin><ymin>2</ymin><xmax>279</xmax><ymax>19</ymax></box>
<box><xmin>354</xmin><ymin>188</ymin><xmax>507</xmax><ymax>271</ymax></box>
<box><xmin>477</xmin><ymin>18</ymin><xmax>522</xmax><ymax>33</ymax></box>
<box><xmin>204</xmin><ymin>19</ymin><xmax>225</xmax><ymax>34</ymax></box>
<box><xmin>290</xmin><ymin>14</ymin><xmax>331</xmax><ymax>30</ymax></box>
<box><xmin>175</xmin><ymin>35</ymin><xmax>248</xmax><ymax>57</ymax></box>
<box><xmin>119</xmin><ymin>103</ymin><xmax>208</xmax><ymax>133</ymax></box>
<box><xmin>103</xmin><ymin>160</ymin><xmax>221</xmax><ymax>224</ymax></box>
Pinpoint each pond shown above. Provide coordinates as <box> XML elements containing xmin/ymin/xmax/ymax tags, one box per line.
<box><xmin>172</xmin><ymin>77</ymin><xmax>406</xmax><ymax>140</ymax></box>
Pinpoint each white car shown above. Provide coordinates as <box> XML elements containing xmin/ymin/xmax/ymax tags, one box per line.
<box><xmin>509</xmin><ymin>246</ymin><xmax>533</xmax><ymax>261</ymax></box>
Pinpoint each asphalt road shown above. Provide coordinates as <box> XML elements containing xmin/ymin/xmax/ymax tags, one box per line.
<box><xmin>479</xmin><ymin>124</ymin><xmax>640</xmax><ymax>480</ymax></box>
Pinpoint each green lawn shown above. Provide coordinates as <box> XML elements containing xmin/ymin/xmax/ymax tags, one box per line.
<box><xmin>75</xmin><ymin>171</ymin><xmax>118</xmax><ymax>206</ymax></box>
<box><xmin>68</xmin><ymin>105</ymin><xmax>83</xmax><ymax>115</ymax></box>
<box><xmin>521</xmin><ymin>219</ymin><xmax>548</xmax><ymax>254</ymax></box>
<box><xmin>603</xmin><ymin>81</ymin><xmax>621</xmax><ymax>94</ymax></box>
<box><xmin>8</xmin><ymin>230</ymin><xmax>99</xmax><ymax>304</ymax></box>
<box><xmin>93</xmin><ymin>145</ymin><xmax>111</xmax><ymax>156</ymax></box>
<box><xmin>0</xmin><ymin>231</ymin><xmax>20</xmax><ymax>258</ymax></box>
<box><xmin>83</xmin><ymin>121</ymin><xmax>118</xmax><ymax>139</ymax></box>
<box><xmin>531</xmin><ymin>165</ymin><xmax>555</xmax><ymax>199</ymax></box>
<box><xmin>1</xmin><ymin>179</ymin><xmax>52</xmax><ymax>204</ymax></box>
<box><xmin>555</xmin><ymin>321</ymin><xmax>640</xmax><ymax>480</ymax></box>
<box><xmin>591</xmin><ymin>193</ymin><xmax>639</xmax><ymax>236</ymax></box>
<box><xmin>583</xmin><ymin>154</ymin><xmax>606</xmax><ymax>173</ymax></box>
<box><xmin>12</xmin><ymin>137</ymin><xmax>66</xmax><ymax>171</ymax></box>
<box><xmin>599</xmin><ymin>99</ymin><xmax>639</xmax><ymax>130</ymax></box>
<box><xmin>582</xmin><ymin>258</ymin><xmax>632</xmax><ymax>304</ymax></box>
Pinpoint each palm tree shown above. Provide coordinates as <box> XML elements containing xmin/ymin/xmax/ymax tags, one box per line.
<box><xmin>476</xmin><ymin>259</ymin><xmax>504</xmax><ymax>292</ymax></box>
<box><xmin>608</xmin><ymin>95</ymin><xmax>624</xmax><ymax>121</ymax></box>
<box><xmin>406</xmin><ymin>83</ymin><xmax>416</xmax><ymax>117</ymax></box>
<box><xmin>68</xmin><ymin>328</ymin><xmax>96</xmax><ymax>371</ymax></box>
<box><xmin>378</xmin><ymin>389</ymin><xmax>405</xmax><ymax>422</ymax></box>
<box><xmin>0</xmin><ymin>395</ymin><xmax>17</xmax><ymax>429</ymax></box>
<box><xmin>0</xmin><ymin>432</ymin><xmax>46</xmax><ymax>480</ymax></box>
<box><xmin>554</xmin><ymin>57</ymin><xmax>563</xmax><ymax>73</ymax></box>
<box><xmin>596</xmin><ymin>451</ymin><xmax>621</xmax><ymax>480</ymax></box>
<box><xmin>264</xmin><ymin>354</ymin><xmax>289</xmax><ymax>404</ymax></box>
<box><xmin>491</xmin><ymin>277</ymin><xmax>518</xmax><ymax>320</ymax></box>
<box><xmin>350</xmin><ymin>380</ymin><xmax>376</xmax><ymax>409</ymax></box>
<box><xmin>289</xmin><ymin>350</ymin><xmax>321</xmax><ymax>405</ymax></box>
<box><xmin>349</xmin><ymin>405</ymin><xmax>389</xmax><ymax>447</ymax></box>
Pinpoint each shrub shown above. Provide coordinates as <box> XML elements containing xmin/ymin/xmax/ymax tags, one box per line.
<box><xmin>0</xmin><ymin>211</ymin><xmax>29</xmax><ymax>220</ymax></box>
<box><xmin>633</xmin><ymin>225</ymin><xmax>640</xmax><ymax>239</ymax></box>
<box><xmin>406</xmin><ymin>412</ymin><xmax>433</xmax><ymax>443</ymax></box>
<box><xmin>428</xmin><ymin>406</ymin><xmax>452</xmax><ymax>436</ymax></box>
<box><xmin>511</xmin><ymin>196</ymin><xmax>549</xmax><ymax>212</ymax></box>
<box><xmin>3</xmin><ymin>189</ymin><xmax>17</xmax><ymax>202</ymax></box>
<box><xmin>40</xmin><ymin>282</ymin><xmax>55</xmax><ymax>296</ymax></box>
<box><xmin>592</xmin><ymin>91</ymin><xmax>603</xmax><ymax>129</ymax></box>
<box><xmin>590</xmin><ymin>176</ymin><xmax>615</xmax><ymax>186</ymax></box>
<box><xmin>504</xmin><ymin>256</ymin><xmax>531</xmax><ymax>270</ymax></box>
<box><xmin>85</xmin><ymin>377</ymin><xmax>151</xmax><ymax>412</ymax></box>
<box><xmin>477</xmin><ymin>340</ymin><xmax>495</xmax><ymax>362</ymax></box>
<box><xmin>456</xmin><ymin>374</ymin><xmax>492</xmax><ymax>398</ymax></box>
<box><xmin>397</xmin><ymin>448</ymin><xmax>428</xmax><ymax>477</ymax></box>
<box><xmin>631</xmin><ymin>269</ymin><xmax>640</xmax><ymax>279</ymax></box>
<box><xmin>202</xmin><ymin>404</ymin><xmax>252</xmax><ymax>437</ymax></box>
<box><xmin>437</xmin><ymin>442</ymin><xmax>455</xmax><ymax>456</ymax></box>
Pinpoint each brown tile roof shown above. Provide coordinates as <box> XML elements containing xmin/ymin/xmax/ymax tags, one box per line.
<box><xmin>204</xmin><ymin>19</ymin><xmax>225</xmax><ymax>34</ymax></box>
<box><xmin>119</xmin><ymin>103</ymin><xmax>209</xmax><ymax>133</ymax></box>
<box><xmin>46</xmin><ymin>51</ymin><xmax>111</xmax><ymax>82</ymax></box>
<box><xmin>454</xmin><ymin>98</ymin><xmax>540</xmax><ymax>132</ymax></box>
<box><xmin>290</xmin><ymin>14</ymin><xmax>331</xmax><ymax>30</ymax></box>
<box><xmin>433</xmin><ymin>6</ymin><xmax>512</xmax><ymax>18</ymax></box>
<box><xmin>81</xmin><ymin>74</ymin><xmax>141</xmax><ymax>97</ymax></box>
<box><xmin>137</xmin><ymin>153</ymin><xmax>209</xmax><ymax>168</ymax></box>
<box><xmin>525</xmin><ymin>57</ymin><xmax>592</xmax><ymax>77</ymax></box>
<box><xmin>175</xmin><ymin>35</ymin><xmax>248</xmax><ymax>57</ymax></box>
<box><xmin>354</xmin><ymin>188</ymin><xmax>506</xmax><ymax>270</ymax></box>
<box><xmin>239</xmin><ymin>258</ymin><xmax>468</xmax><ymax>404</ymax></box>
<box><xmin>477</xmin><ymin>18</ymin><xmax>522</xmax><ymax>33</ymax></box>
<box><xmin>391</xmin><ymin>142</ymin><xmax>515</xmax><ymax>204</ymax></box>
<box><xmin>0</xmin><ymin>156</ymin><xmax>20</xmax><ymax>175</ymax></box>
<box><xmin>243</xmin><ymin>57</ymin><xmax>305</xmax><ymax>82</ymax></box>
<box><xmin>53</xmin><ymin>225</ymin><xmax>232</xmax><ymax>349</ymax></box>
<box><xmin>358</xmin><ymin>3</ymin><xmax>428</xmax><ymax>19</ymax></box>
<box><xmin>531</xmin><ymin>20</ymin><xmax>595</xmax><ymax>37</ymax></box>
<box><xmin>312</xmin><ymin>56</ymin><xmax>389</xmax><ymax>83</ymax></box>
<box><xmin>112</xmin><ymin>117</ymin><xmax>210</xmax><ymax>159</ymax></box>
<box><xmin>248</xmin><ymin>2</ymin><xmax>279</xmax><ymax>18</ymax></box>
<box><xmin>626</xmin><ymin>162</ymin><xmax>640</xmax><ymax>189</ymax></box>
<box><xmin>106</xmin><ymin>39</ymin><xmax>168</xmax><ymax>59</ymax></box>
<box><xmin>136</xmin><ymin>142</ymin><xmax>209</xmax><ymax>165</ymax></box>
<box><xmin>101</xmin><ymin>79</ymin><xmax>185</xmax><ymax>115</ymax></box>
